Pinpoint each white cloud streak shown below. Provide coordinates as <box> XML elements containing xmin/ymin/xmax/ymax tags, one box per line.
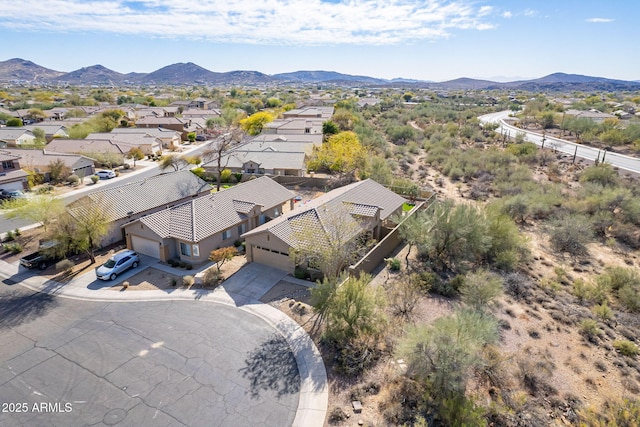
<box><xmin>0</xmin><ymin>0</ymin><xmax>496</xmax><ymax>45</ymax></box>
<box><xmin>586</xmin><ymin>17</ymin><xmax>614</xmax><ymax>23</ymax></box>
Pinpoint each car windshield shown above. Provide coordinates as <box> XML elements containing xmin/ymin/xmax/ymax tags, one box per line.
<box><xmin>103</xmin><ymin>259</ymin><xmax>116</xmax><ymax>268</ymax></box>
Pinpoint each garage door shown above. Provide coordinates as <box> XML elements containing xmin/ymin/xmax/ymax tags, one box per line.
<box><xmin>131</xmin><ymin>235</ymin><xmax>160</xmax><ymax>259</ymax></box>
<box><xmin>251</xmin><ymin>245</ymin><xmax>293</xmax><ymax>272</ymax></box>
<box><xmin>0</xmin><ymin>181</ymin><xmax>25</xmax><ymax>192</ymax></box>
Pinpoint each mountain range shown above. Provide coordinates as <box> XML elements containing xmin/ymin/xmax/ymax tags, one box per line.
<box><xmin>1</xmin><ymin>58</ymin><xmax>639</xmax><ymax>92</ymax></box>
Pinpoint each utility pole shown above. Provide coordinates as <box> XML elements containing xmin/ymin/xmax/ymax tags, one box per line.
<box><xmin>572</xmin><ymin>144</ymin><xmax>578</xmax><ymax>164</ymax></box>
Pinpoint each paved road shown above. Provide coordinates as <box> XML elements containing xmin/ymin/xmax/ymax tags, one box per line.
<box><xmin>0</xmin><ymin>283</ymin><xmax>300</xmax><ymax>426</ymax></box>
<box><xmin>479</xmin><ymin>110</ymin><xmax>640</xmax><ymax>174</ymax></box>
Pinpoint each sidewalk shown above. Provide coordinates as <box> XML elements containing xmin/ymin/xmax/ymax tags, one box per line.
<box><xmin>0</xmin><ymin>257</ymin><xmax>327</xmax><ymax>427</ymax></box>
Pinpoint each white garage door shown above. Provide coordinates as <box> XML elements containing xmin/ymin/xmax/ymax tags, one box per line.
<box><xmin>131</xmin><ymin>235</ymin><xmax>160</xmax><ymax>259</ymax></box>
<box><xmin>0</xmin><ymin>181</ymin><xmax>25</xmax><ymax>192</ymax></box>
<box><xmin>251</xmin><ymin>245</ymin><xmax>292</xmax><ymax>272</ymax></box>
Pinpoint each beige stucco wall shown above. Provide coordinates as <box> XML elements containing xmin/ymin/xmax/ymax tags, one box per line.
<box><xmin>245</xmin><ymin>232</ymin><xmax>294</xmax><ymax>273</ymax></box>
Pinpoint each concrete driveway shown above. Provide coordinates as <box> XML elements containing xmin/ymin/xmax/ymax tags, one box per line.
<box><xmin>0</xmin><ymin>283</ymin><xmax>300</xmax><ymax>426</ymax></box>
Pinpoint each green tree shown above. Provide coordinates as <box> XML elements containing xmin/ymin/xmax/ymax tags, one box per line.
<box><xmin>31</xmin><ymin>127</ymin><xmax>46</xmax><ymax>145</ymax></box>
<box><xmin>398</xmin><ymin>309</ymin><xmax>498</xmax><ymax>424</ymax></box>
<box><xmin>418</xmin><ymin>201</ymin><xmax>492</xmax><ymax>272</ymax></box>
<box><xmin>126</xmin><ymin>147</ymin><xmax>144</xmax><ymax>167</ymax></box>
<box><xmin>322</xmin><ymin>120</ymin><xmax>339</xmax><ymax>138</ymax></box>
<box><xmin>64</xmin><ymin>197</ymin><xmax>113</xmax><ymax>264</ymax></box>
<box><xmin>459</xmin><ymin>269</ymin><xmax>504</xmax><ymax>312</ymax></box>
<box><xmin>2</xmin><ymin>195</ymin><xmax>64</xmax><ymax>232</ymax></box>
<box><xmin>6</xmin><ymin>118</ymin><xmax>23</xmax><ymax>127</ymax></box>
<box><xmin>320</xmin><ymin>274</ymin><xmax>385</xmax><ymax>344</ymax></box>
<box><xmin>158</xmin><ymin>155</ymin><xmax>186</xmax><ymax>172</ymax></box>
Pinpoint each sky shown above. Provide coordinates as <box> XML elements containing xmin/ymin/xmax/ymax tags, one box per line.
<box><xmin>0</xmin><ymin>0</ymin><xmax>637</xmax><ymax>82</ymax></box>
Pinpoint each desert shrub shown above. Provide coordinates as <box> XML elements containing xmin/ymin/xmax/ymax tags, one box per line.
<box><xmin>168</xmin><ymin>259</ymin><xmax>178</xmax><ymax>267</ymax></box>
<box><xmin>598</xmin><ymin>266</ymin><xmax>640</xmax><ymax>292</ymax></box>
<box><xmin>4</xmin><ymin>230</ymin><xmax>14</xmax><ymax>242</ymax></box>
<box><xmin>516</xmin><ymin>355</ymin><xmax>557</xmax><ymax>397</ymax></box>
<box><xmin>459</xmin><ymin>269</ymin><xmax>503</xmax><ymax>312</ymax></box>
<box><xmin>185</xmin><ymin>264</ymin><xmax>193</xmax><ymax>270</ymax></box>
<box><xmin>90</xmin><ymin>175</ymin><xmax>99</xmax><ymax>184</ymax></box>
<box><xmin>386</xmin><ymin>257</ymin><xmax>401</xmax><ymax>271</ymax></box>
<box><xmin>13</xmin><ymin>228</ymin><xmax>20</xmax><ymax>237</ymax></box>
<box><xmin>202</xmin><ymin>268</ymin><xmax>223</xmax><ymax>287</ymax></box>
<box><xmin>579</xmin><ymin>163</ymin><xmax>619</xmax><ymax>187</ymax></box>
<box><xmin>55</xmin><ymin>259</ymin><xmax>74</xmax><ymax>274</ymax></box>
<box><xmin>592</xmin><ymin>302</ymin><xmax>614</xmax><ymax>322</ymax></box>
<box><xmin>191</xmin><ymin>167</ymin><xmax>206</xmax><ymax>179</ymax></box>
<box><xmin>388</xmin><ymin>274</ymin><xmax>423</xmax><ymax>318</ymax></box>
<box><xmin>220</xmin><ymin>169</ymin><xmax>232</xmax><ymax>183</ymax></box>
<box><xmin>580</xmin><ymin>320</ymin><xmax>602</xmax><ymax>343</ymax></box>
<box><xmin>619</xmin><ymin>286</ymin><xmax>640</xmax><ymax>312</ymax></box>
<box><xmin>572</xmin><ymin>278</ymin><xmax>609</xmax><ymax>305</ymax></box>
<box><xmin>66</xmin><ymin>174</ymin><xmax>80</xmax><ymax>185</ymax></box>
<box><xmin>503</xmin><ymin>271</ymin><xmax>534</xmax><ymax>301</ymax></box>
<box><xmin>4</xmin><ymin>243</ymin><xmax>22</xmax><ymax>254</ymax></box>
<box><xmin>335</xmin><ymin>332</ymin><xmax>384</xmax><ymax>376</ymax></box>
<box><xmin>579</xmin><ymin>396</ymin><xmax>640</xmax><ymax>426</ymax></box>
<box><xmin>328</xmin><ymin>406</ymin><xmax>348</xmax><ymax>424</ymax></box>
<box><xmin>182</xmin><ymin>275</ymin><xmax>194</xmax><ymax>287</ymax></box>
<box><xmin>614</xmin><ymin>340</ymin><xmax>639</xmax><ymax>357</ymax></box>
<box><xmin>548</xmin><ymin>214</ymin><xmax>592</xmax><ymax>257</ymax></box>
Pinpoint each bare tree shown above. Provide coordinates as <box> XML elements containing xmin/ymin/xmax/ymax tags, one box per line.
<box><xmin>202</xmin><ymin>114</ymin><xmax>245</xmax><ymax>191</ymax></box>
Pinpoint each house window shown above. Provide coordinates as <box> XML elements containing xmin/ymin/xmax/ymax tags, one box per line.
<box><xmin>222</xmin><ymin>230</ymin><xmax>232</xmax><ymax>240</ymax></box>
<box><xmin>180</xmin><ymin>242</ymin><xmax>191</xmax><ymax>257</ymax></box>
<box><xmin>1</xmin><ymin>161</ymin><xmax>14</xmax><ymax>169</ymax></box>
<box><xmin>259</xmin><ymin>215</ymin><xmax>266</xmax><ymax>225</ymax></box>
<box><xmin>193</xmin><ymin>244</ymin><xmax>200</xmax><ymax>257</ymax></box>
<box><xmin>238</xmin><ymin>223</ymin><xmax>246</xmax><ymax>235</ymax></box>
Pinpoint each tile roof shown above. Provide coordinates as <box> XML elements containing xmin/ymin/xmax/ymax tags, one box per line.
<box><xmin>242</xmin><ymin>179</ymin><xmax>406</xmax><ymax>249</ymax></box>
<box><xmin>46</xmin><ymin>139</ymin><xmax>131</xmax><ymax>155</ymax></box>
<box><xmin>0</xmin><ymin>128</ymin><xmax>33</xmax><ymax>140</ymax></box>
<box><xmin>221</xmin><ymin>151</ymin><xmax>306</xmax><ymax>170</ymax></box>
<box><xmin>69</xmin><ymin>170</ymin><xmax>211</xmax><ymax>222</ymax></box>
<box><xmin>3</xmin><ymin>148</ymin><xmax>93</xmax><ymax>170</ymax></box>
<box><xmin>138</xmin><ymin>176</ymin><xmax>294</xmax><ymax>242</ymax></box>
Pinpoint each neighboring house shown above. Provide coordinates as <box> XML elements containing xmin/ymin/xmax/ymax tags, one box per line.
<box><xmin>46</xmin><ymin>139</ymin><xmax>129</xmax><ymax>163</ymax></box>
<box><xmin>249</xmin><ymin>133</ymin><xmax>323</xmax><ymax>146</ymax></box>
<box><xmin>123</xmin><ymin>176</ymin><xmax>294</xmax><ymax>264</ymax></box>
<box><xmin>109</xmin><ymin>128</ymin><xmax>181</xmax><ymax>151</ymax></box>
<box><xmin>0</xmin><ymin>128</ymin><xmax>36</xmax><ymax>146</ymax></box>
<box><xmin>25</xmin><ymin>124</ymin><xmax>69</xmax><ymax>142</ymax></box>
<box><xmin>263</xmin><ymin>118</ymin><xmax>324</xmax><ymax>135</ymax></box>
<box><xmin>565</xmin><ymin>109</ymin><xmax>616</xmax><ymax>123</ymax></box>
<box><xmin>207</xmin><ymin>150</ymin><xmax>306</xmax><ymax>177</ymax></box>
<box><xmin>242</xmin><ymin>179</ymin><xmax>407</xmax><ymax>274</ymax></box>
<box><xmin>135</xmin><ymin>116</ymin><xmax>191</xmax><ymax>139</ymax></box>
<box><xmin>69</xmin><ymin>171</ymin><xmax>211</xmax><ymax>247</ymax></box>
<box><xmin>356</xmin><ymin>98</ymin><xmax>381</xmax><ymax>108</ymax></box>
<box><xmin>4</xmin><ymin>148</ymin><xmax>95</xmax><ymax>179</ymax></box>
<box><xmin>0</xmin><ymin>150</ymin><xmax>28</xmax><ymax>191</ymax></box>
<box><xmin>181</xmin><ymin>108</ymin><xmax>221</xmax><ymax>120</ymax></box>
<box><xmin>44</xmin><ymin>107</ymin><xmax>70</xmax><ymax>121</ymax></box>
<box><xmin>282</xmin><ymin>107</ymin><xmax>334</xmax><ymax>119</ymax></box>
<box><xmin>86</xmin><ymin>132</ymin><xmax>161</xmax><ymax>155</ymax></box>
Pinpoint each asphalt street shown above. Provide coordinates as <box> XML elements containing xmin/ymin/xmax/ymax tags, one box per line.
<box><xmin>0</xmin><ymin>283</ymin><xmax>300</xmax><ymax>427</ymax></box>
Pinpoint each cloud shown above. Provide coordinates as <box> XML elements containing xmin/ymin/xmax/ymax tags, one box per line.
<box><xmin>502</xmin><ymin>11</ymin><xmax>512</xmax><ymax>18</ymax></box>
<box><xmin>0</xmin><ymin>0</ymin><xmax>497</xmax><ymax>45</ymax></box>
<box><xmin>586</xmin><ymin>17</ymin><xmax>614</xmax><ymax>23</ymax></box>
<box><xmin>523</xmin><ymin>8</ymin><xmax>538</xmax><ymax>17</ymax></box>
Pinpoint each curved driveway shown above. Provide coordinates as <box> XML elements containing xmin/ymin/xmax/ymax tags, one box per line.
<box><xmin>0</xmin><ymin>284</ymin><xmax>299</xmax><ymax>426</ymax></box>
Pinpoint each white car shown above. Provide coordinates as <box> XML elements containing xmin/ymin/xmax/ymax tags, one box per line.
<box><xmin>95</xmin><ymin>250</ymin><xmax>140</xmax><ymax>281</ymax></box>
<box><xmin>96</xmin><ymin>170</ymin><xmax>116</xmax><ymax>179</ymax></box>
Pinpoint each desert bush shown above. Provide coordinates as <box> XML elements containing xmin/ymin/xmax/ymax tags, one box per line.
<box><xmin>182</xmin><ymin>275</ymin><xmax>194</xmax><ymax>287</ymax></box>
<box><xmin>614</xmin><ymin>340</ymin><xmax>639</xmax><ymax>357</ymax></box>
<box><xmin>386</xmin><ymin>257</ymin><xmax>401</xmax><ymax>271</ymax></box>
<box><xmin>579</xmin><ymin>163</ymin><xmax>619</xmax><ymax>187</ymax></box>
<box><xmin>3</xmin><ymin>230</ymin><xmax>14</xmax><ymax>242</ymax></box>
<box><xmin>592</xmin><ymin>302</ymin><xmax>614</xmax><ymax>322</ymax></box>
<box><xmin>580</xmin><ymin>319</ymin><xmax>602</xmax><ymax>343</ymax></box>
<box><xmin>66</xmin><ymin>174</ymin><xmax>80</xmax><ymax>185</ymax></box>
<box><xmin>578</xmin><ymin>396</ymin><xmax>640</xmax><ymax>426</ymax></box>
<box><xmin>90</xmin><ymin>175</ymin><xmax>99</xmax><ymax>184</ymax></box>
<box><xmin>572</xmin><ymin>278</ymin><xmax>609</xmax><ymax>305</ymax></box>
<box><xmin>327</xmin><ymin>406</ymin><xmax>348</xmax><ymax>424</ymax></box>
<box><xmin>202</xmin><ymin>268</ymin><xmax>223</xmax><ymax>287</ymax></box>
<box><xmin>335</xmin><ymin>332</ymin><xmax>384</xmax><ymax>376</ymax></box>
<box><xmin>619</xmin><ymin>285</ymin><xmax>640</xmax><ymax>312</ymax></box>
<box><xmin>459</xmin><ymin>269</ymin><xmax>503</xmax><ymax>312</ymax></box>
<box><xmin>55</xmin><ymin>259</ymin><xmax>74</xmax><ymax>274</ymax></box>
<box><xmin>3</xmin><ymin>243</ymin><xmax>22</xmax><ymax>254</ymax></box>
<box><xmin>548</xmin><ymin>214</ymin><xmax>592</xmax><ymax>257</ymax></box>
<box><xmin>598</xmin><ymin>266</ymin><xmax>640</xmax><ymax>291</ymax></box>
<box><xmin>388</xmin><ymin>273</ymin><xmax>422</xmax><ymax>318</ymax></box>
<box><xmin>516</xmin><ymin>355</ymin><xmax>557</xmax><ymax>397</ymax></box>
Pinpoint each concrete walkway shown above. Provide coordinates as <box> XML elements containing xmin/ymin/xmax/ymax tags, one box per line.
<box><xmin>0</xmin><ymin>259</ymin><xmax>328</xmax><ymax>427</ymax></box>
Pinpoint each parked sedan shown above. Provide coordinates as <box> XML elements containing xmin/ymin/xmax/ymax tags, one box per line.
<box><xmin>0</xmin><ymin>189</ymin><xmax>27</xmax><ymax>200</ymax></box>
<box><xmin>96</xmin><ymin>170</ymin><xmax>116</xmax><ymax>179</ymax></box>
<box><xmin>95</xmin><ymin>250</ymin><xmax>140</xmax><ymax>281</ymax></box>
